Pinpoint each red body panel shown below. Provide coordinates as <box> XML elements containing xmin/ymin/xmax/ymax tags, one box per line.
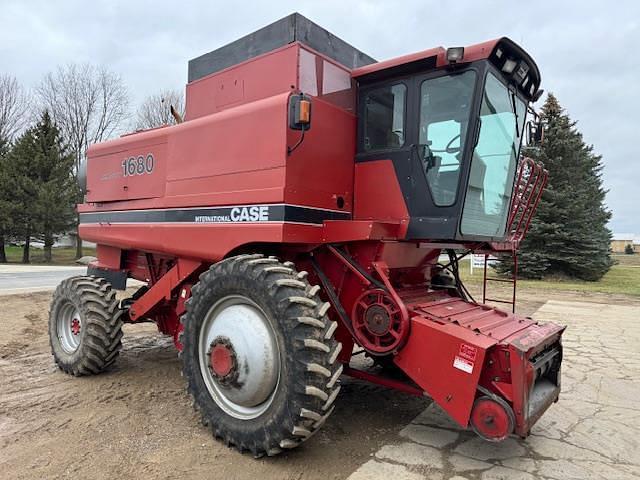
<box><xmin>354</xmin><ymin>160</ymin><xmax>409</xmax><ymax>227</ymax></box>
<box><xmin>394</xmin><ymin>315</ymin><xmax>493</xmax><ymax>426</ymax></box>
<box><xmin>284</xmin><ymin>98</ymin><xmax>356</xmax><ymax>212</ymax></box>
<box><xmin>185</xmin><ymin>45</ymin><xmax>299</xmax><ymax>121</ymax></box>
<box><xmin>83</xmin><ymin>92</ymin><xmax>290</xmax><ymax>213</ymax></box>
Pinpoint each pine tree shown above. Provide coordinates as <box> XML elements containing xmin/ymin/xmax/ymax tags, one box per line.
<box><xmin>3</xmin><ymin>112</ymin><xmax>77</xmax><ymax>263</ymax></box>
<box><xmin>498</xmin><ymin>94</ymin><xmax>612</xmax><ymax>281</ymax></box>
<box><xmin>4</xmin><ymin>127</ymin><xmax>38</xmax><ymax>263</ymax></box>
<box><xmin>31</xmin><ymin>111</ymin><xmax>77</xmax><ymax>262</ymax></box>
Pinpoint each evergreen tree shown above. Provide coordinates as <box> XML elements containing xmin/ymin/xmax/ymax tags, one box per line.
<box><xmin>4</xmin><ymin>127</ymin><xmax>38</xmax><ymax>263</ymax></box>
<box><xmin>0</xmin><ymin>129</ymin><xmax>36</xmax><ymax>263</ymax></box>
<box><xmin>31</xmin><ymin>111</ymin><xmax>77</xmax><ymax>262</ymax></box>
<box><xmin>3</xmin><ymin>112</ymin><xmax>76</xmax><ymax>263</ymax></box>
<box><xmin>498</xmin><ymin>94</ymin><xmax>612</xmax><ymax>281</ymax></box>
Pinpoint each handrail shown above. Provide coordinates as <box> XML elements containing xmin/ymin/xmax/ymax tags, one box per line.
<box><xmin>505</xmin><ymin>157</ymin><xmax>548</xmax><ymax>245</ymax></box>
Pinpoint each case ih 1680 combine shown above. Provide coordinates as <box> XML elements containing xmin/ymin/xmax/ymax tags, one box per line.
<box><xmin>50</xmin><ymin>14</ymin><xmax>565</xmax><ymax>456</ymax></box>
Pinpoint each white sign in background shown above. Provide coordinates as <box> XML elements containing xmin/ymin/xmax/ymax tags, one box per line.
<box><xmin>470</xmin><ymin>254</ymin><xmax>498</xmax><ymax>274</ymax></box>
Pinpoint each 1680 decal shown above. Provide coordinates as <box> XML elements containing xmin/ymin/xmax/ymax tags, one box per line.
<box><xmin>122</xmin><ymin>154</ymin><xmax>154</xmax><ymax>177</ymax></box>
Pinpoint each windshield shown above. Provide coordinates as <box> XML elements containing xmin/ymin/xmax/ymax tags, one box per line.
<box><xmin>418</xmin><ymin>71</ymin><xmax>476</xmax><ymax>206</ymax></box>
<box><xmin>460</xmin><ymin>72</ymin><xmax>527</xmax><ymax>237</ymax></box>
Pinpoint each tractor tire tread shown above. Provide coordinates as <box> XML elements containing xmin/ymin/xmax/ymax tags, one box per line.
<box><xmin>49</xmin><ymin>276</ymin><xmax>124</xmax><ymax>376</ymax></box>
<box><xmin>181</xmin><ymin>254</ymin><xmax>342</xmax><ymax>457</ymax></box>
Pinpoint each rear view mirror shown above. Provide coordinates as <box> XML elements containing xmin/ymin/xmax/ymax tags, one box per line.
<box><xmin>533</xmin><ymin>122</ymin><xmax>544</xmax><ymax>144</ymax></box>
<box><xmin>525</xmin><ymin>106</ymin><xmax>544</xmax><ymax>147</ymax></box>
<box><xmin>289</xmin><ymin>94</ymin><xmax>312</xmax><ymax>131</ymax></box>
<box><xmin>526</xmin><ymin>119</ymin><xmax>544</xmax><ymax>146</ymax></box>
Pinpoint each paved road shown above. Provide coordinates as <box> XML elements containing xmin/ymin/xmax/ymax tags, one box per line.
<box><xmin>348</xmin><ymin>300</ymin><xmax>640</xmax><ymax>480</ymax></box>
<box><xmin>0</xmin><ymin>265</ymin><xmax>87</xmax><ymax>295</ymax></box>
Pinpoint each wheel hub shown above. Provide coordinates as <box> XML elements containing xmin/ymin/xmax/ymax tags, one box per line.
<box><xmin>57</xmin><ymin>302</ymin><xmax>82</xmax><ymax>354</ymax></box>
<box><xmin>71</xmin><ymin>318</ymin><xmax>81</xmax><ymax>336</ymax></box>
<box><xmin>199</xmin><ymin>295</ymin><xmax>280</xmax><ymax>420</ymax></box>
<box><xmin>364</xmin><ymin>305</ymin><xmax>391</xmax><ymax>335</ymax></box>
<box><xmin>208</xmin><ymin>337</ymin><xmax>237</xmax><ymax>381</ymax></box>
<box><xmin>470</xmin><ymin>396</ymin><xmax>515</xmax><ymax>442</ymax></box>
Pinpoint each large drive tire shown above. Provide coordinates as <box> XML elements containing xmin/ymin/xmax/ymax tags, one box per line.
<box><xmin>181</xmin><ymin>254</ymin><xmax>342</xmax><ymax>456</ymax></box>
<box><xmin>49</xmin><ymin>276</ymin><xmax>124</xmax><ymax>376</ymax></box>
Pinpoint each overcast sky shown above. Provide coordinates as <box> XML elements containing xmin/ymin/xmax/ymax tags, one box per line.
<box><xmin>2</xmin><ymin>0</ymin><xmax>638</xmax><ymax>232</ymax></box>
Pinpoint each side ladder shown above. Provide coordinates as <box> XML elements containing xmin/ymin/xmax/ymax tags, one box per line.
<box><xmin>482</xmin><ymin>251</ymin><xmax>517</xmax><ymax>314</ymax></box>
<box><xmin>484</xmin><ymin>157</ymin><xmax>548</xmax><ymax>313</ymax></box>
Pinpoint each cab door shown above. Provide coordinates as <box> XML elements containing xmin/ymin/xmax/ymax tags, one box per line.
<box><xmin>405</xmin><ymin>69</ymin><xmax>479</xmax><ymax>239</ymax></box>
<box><xmin>354</xmin><ymin>78</ymin><xmax>417</xmax><ymax>223</ymax></box>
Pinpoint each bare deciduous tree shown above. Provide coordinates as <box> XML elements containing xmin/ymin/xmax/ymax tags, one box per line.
<box><xmin>0</xmin><ymin>74</ymin><xmax>30</xmax><ymax>144</ymax></box>
<box><xmin>0</xmin><ymin>75</ymin><xmax>30</xmax><ymax>262</ymax></box>
<box><xmin>37</xmin><ymin>64</ymin><xmax>130</xmax><ymax>258</ymax></box>
<box><xmin>135</xmin><ymin>88</ymin><xmax>185</xmax><ymax>130</ymax></box>
<box><xmin>37</xmin><ymin>63</ymin><xmax>130</xmax><ymax>174</ymax></box>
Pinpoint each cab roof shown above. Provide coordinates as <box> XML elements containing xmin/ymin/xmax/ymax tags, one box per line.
<box><xmin>352</xmin><ymin>37</ymin><xmax>542</xmax><ymax>101</ymax></box>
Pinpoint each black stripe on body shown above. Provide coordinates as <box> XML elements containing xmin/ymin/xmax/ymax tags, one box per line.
<box><xmin>79</xmin><ymin>204</ymin><xmax>351</xmax><ymax>225</ymax></box>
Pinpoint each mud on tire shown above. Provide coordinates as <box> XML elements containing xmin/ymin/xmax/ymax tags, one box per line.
<box><xmin>49</xmin><ymin>276</ymin><xmax>124</xmax><ymax>376</ymax></box>
<box><xmin>181</xmin><ymin>254</ymin><xmax>343</xmax><ymax>457</ymax></box>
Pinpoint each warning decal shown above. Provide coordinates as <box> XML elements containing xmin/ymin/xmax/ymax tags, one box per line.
<box><xmin>453</xmin><ymin>356</ymin><xmax>474</xmax><ymax>374</ymax></box>
<box><xmin>458</xmin><ymin>343</ymin><xmax>477</xmax><ymax>362</ymax></box>
<box><xmin>453</xmin><ymin>343</ymin><xmax>477</xmax><ymax>374</ymax></box>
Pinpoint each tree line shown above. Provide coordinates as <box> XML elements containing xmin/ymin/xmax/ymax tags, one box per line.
<box><xmin>0</xmin><ymin>66</ymin><xmax>184</xmax><ymax>263</ymax></box>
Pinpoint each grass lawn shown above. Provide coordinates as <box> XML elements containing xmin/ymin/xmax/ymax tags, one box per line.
<box><xmin>613</xmin><ymin>253</ymin><xmax>640</xmax><ymax>267</ymax></box>
<box><xmin>459</xmin><ymin>255</ymin><xmax>640</xmax><ymax>297</ymax></box>
<box><xmin>3</xmin><ymin>246</ymin><xmax>96</xmax><ymax>265</ymax></box>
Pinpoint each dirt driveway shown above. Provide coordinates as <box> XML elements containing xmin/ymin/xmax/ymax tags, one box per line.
<box><xmin>1</xmin><ymin>289</ymin><xmax>639</xmax><ymax>479</ymax></box>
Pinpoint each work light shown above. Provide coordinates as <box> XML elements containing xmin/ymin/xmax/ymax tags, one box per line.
<box><xmin>502</xmin><ymin>58</ymin><xmax>517</xmax><ymax>74</ymax></box>
<box><xmin>446</xmin><ymin>47</ymin><xmax>464</xmax><ymax>63</ymax></box>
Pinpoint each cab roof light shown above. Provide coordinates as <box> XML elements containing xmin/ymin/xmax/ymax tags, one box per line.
<box><xmin>514</xmin><ymin>62</ymin><xmax>530</xmax><ymax>84</ymax></box>
<box><xmin>446</xmin><ymin>47</ymin><xmax>464</xmax><ymax>64</ymax></box>
<box><xmin>502</xmin><ymin>58</ymin><xmax>517</xmax><ymax>74</ymax></box>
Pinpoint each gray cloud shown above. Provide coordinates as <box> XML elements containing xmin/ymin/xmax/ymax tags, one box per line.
<box><xmin>1</xmin><ymin>0</ymin><xmax>637</xmax><ymax>231</ymax></box>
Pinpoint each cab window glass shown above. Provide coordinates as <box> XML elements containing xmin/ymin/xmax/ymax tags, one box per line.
<box><xmin>418</xmin><ymin>71</ymin><xmax>476</xmax><ymax>206</ymax></box>
<box><xmin>461</xmin><ymin>72</ymin><xmax>526</xmax><ymax>237</ymax></box>
<box><xmin>363</xmin><ymin>84</ymin><xmax>406</xmax><ymax>151</ymax></box>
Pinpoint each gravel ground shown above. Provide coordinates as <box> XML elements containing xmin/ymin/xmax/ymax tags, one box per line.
<box><xmin>0</xmin><ymin>288</ymin><xmax>638</xmax><ymax>479</ymax></box>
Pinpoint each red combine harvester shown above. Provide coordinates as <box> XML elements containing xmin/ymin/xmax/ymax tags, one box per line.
<box><xmin>50</xmin><ymin>14</ymin><xmax>565</xmax><ymax>456</ymax></box>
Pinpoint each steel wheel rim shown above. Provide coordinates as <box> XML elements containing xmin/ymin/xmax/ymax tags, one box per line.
<box><xmin>57</xmin><ymin>301</ymin><xmax>82</xmax><ymax>353</ymax></box>
<box><xmin>198</xmin><ymin>295</ymin><xmax>280</xmax><ymax>420</ymax></box>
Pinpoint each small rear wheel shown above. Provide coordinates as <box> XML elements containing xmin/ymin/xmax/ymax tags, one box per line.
<box><xmin>181</xmin><ymin>254</ymin><xmax>342</xmax><ymax>456</ymax></box>
<box><xmin>470</xmin><ymin>395</ymin><xmax>515</xmax><ymax>442</ymax></box>
<box><xmin>49</xmin><ymin>276</ymin><xmax>124</xmax><ymax>376</ymax></box>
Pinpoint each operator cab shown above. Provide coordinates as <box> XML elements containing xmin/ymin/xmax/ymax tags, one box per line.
<box><xmin>354</xmin><ymin>38</ymin><xmax>541</xmax><ymax>242</ymax></box>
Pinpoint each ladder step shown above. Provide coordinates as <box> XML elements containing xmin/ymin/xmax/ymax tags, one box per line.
<box><xmin>485</xmin><ymin>277</ymin><xmax>514</xmax><ymax>283</ymax></box>
<box><xmin>484</xmin><ymin>298</ymin><xmax>514</xmax><ymax>305</ymax></box>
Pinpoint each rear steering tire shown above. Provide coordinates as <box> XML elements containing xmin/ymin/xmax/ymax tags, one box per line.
<box><xmin>49</xmin><ymin>276</ymin><xmax>124</xmax><ymax>376</ymax></box>
<box><xmin>181</xmin><ymin>254</ymin><xmax>342</xmax><ymax>456</ymax></box>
